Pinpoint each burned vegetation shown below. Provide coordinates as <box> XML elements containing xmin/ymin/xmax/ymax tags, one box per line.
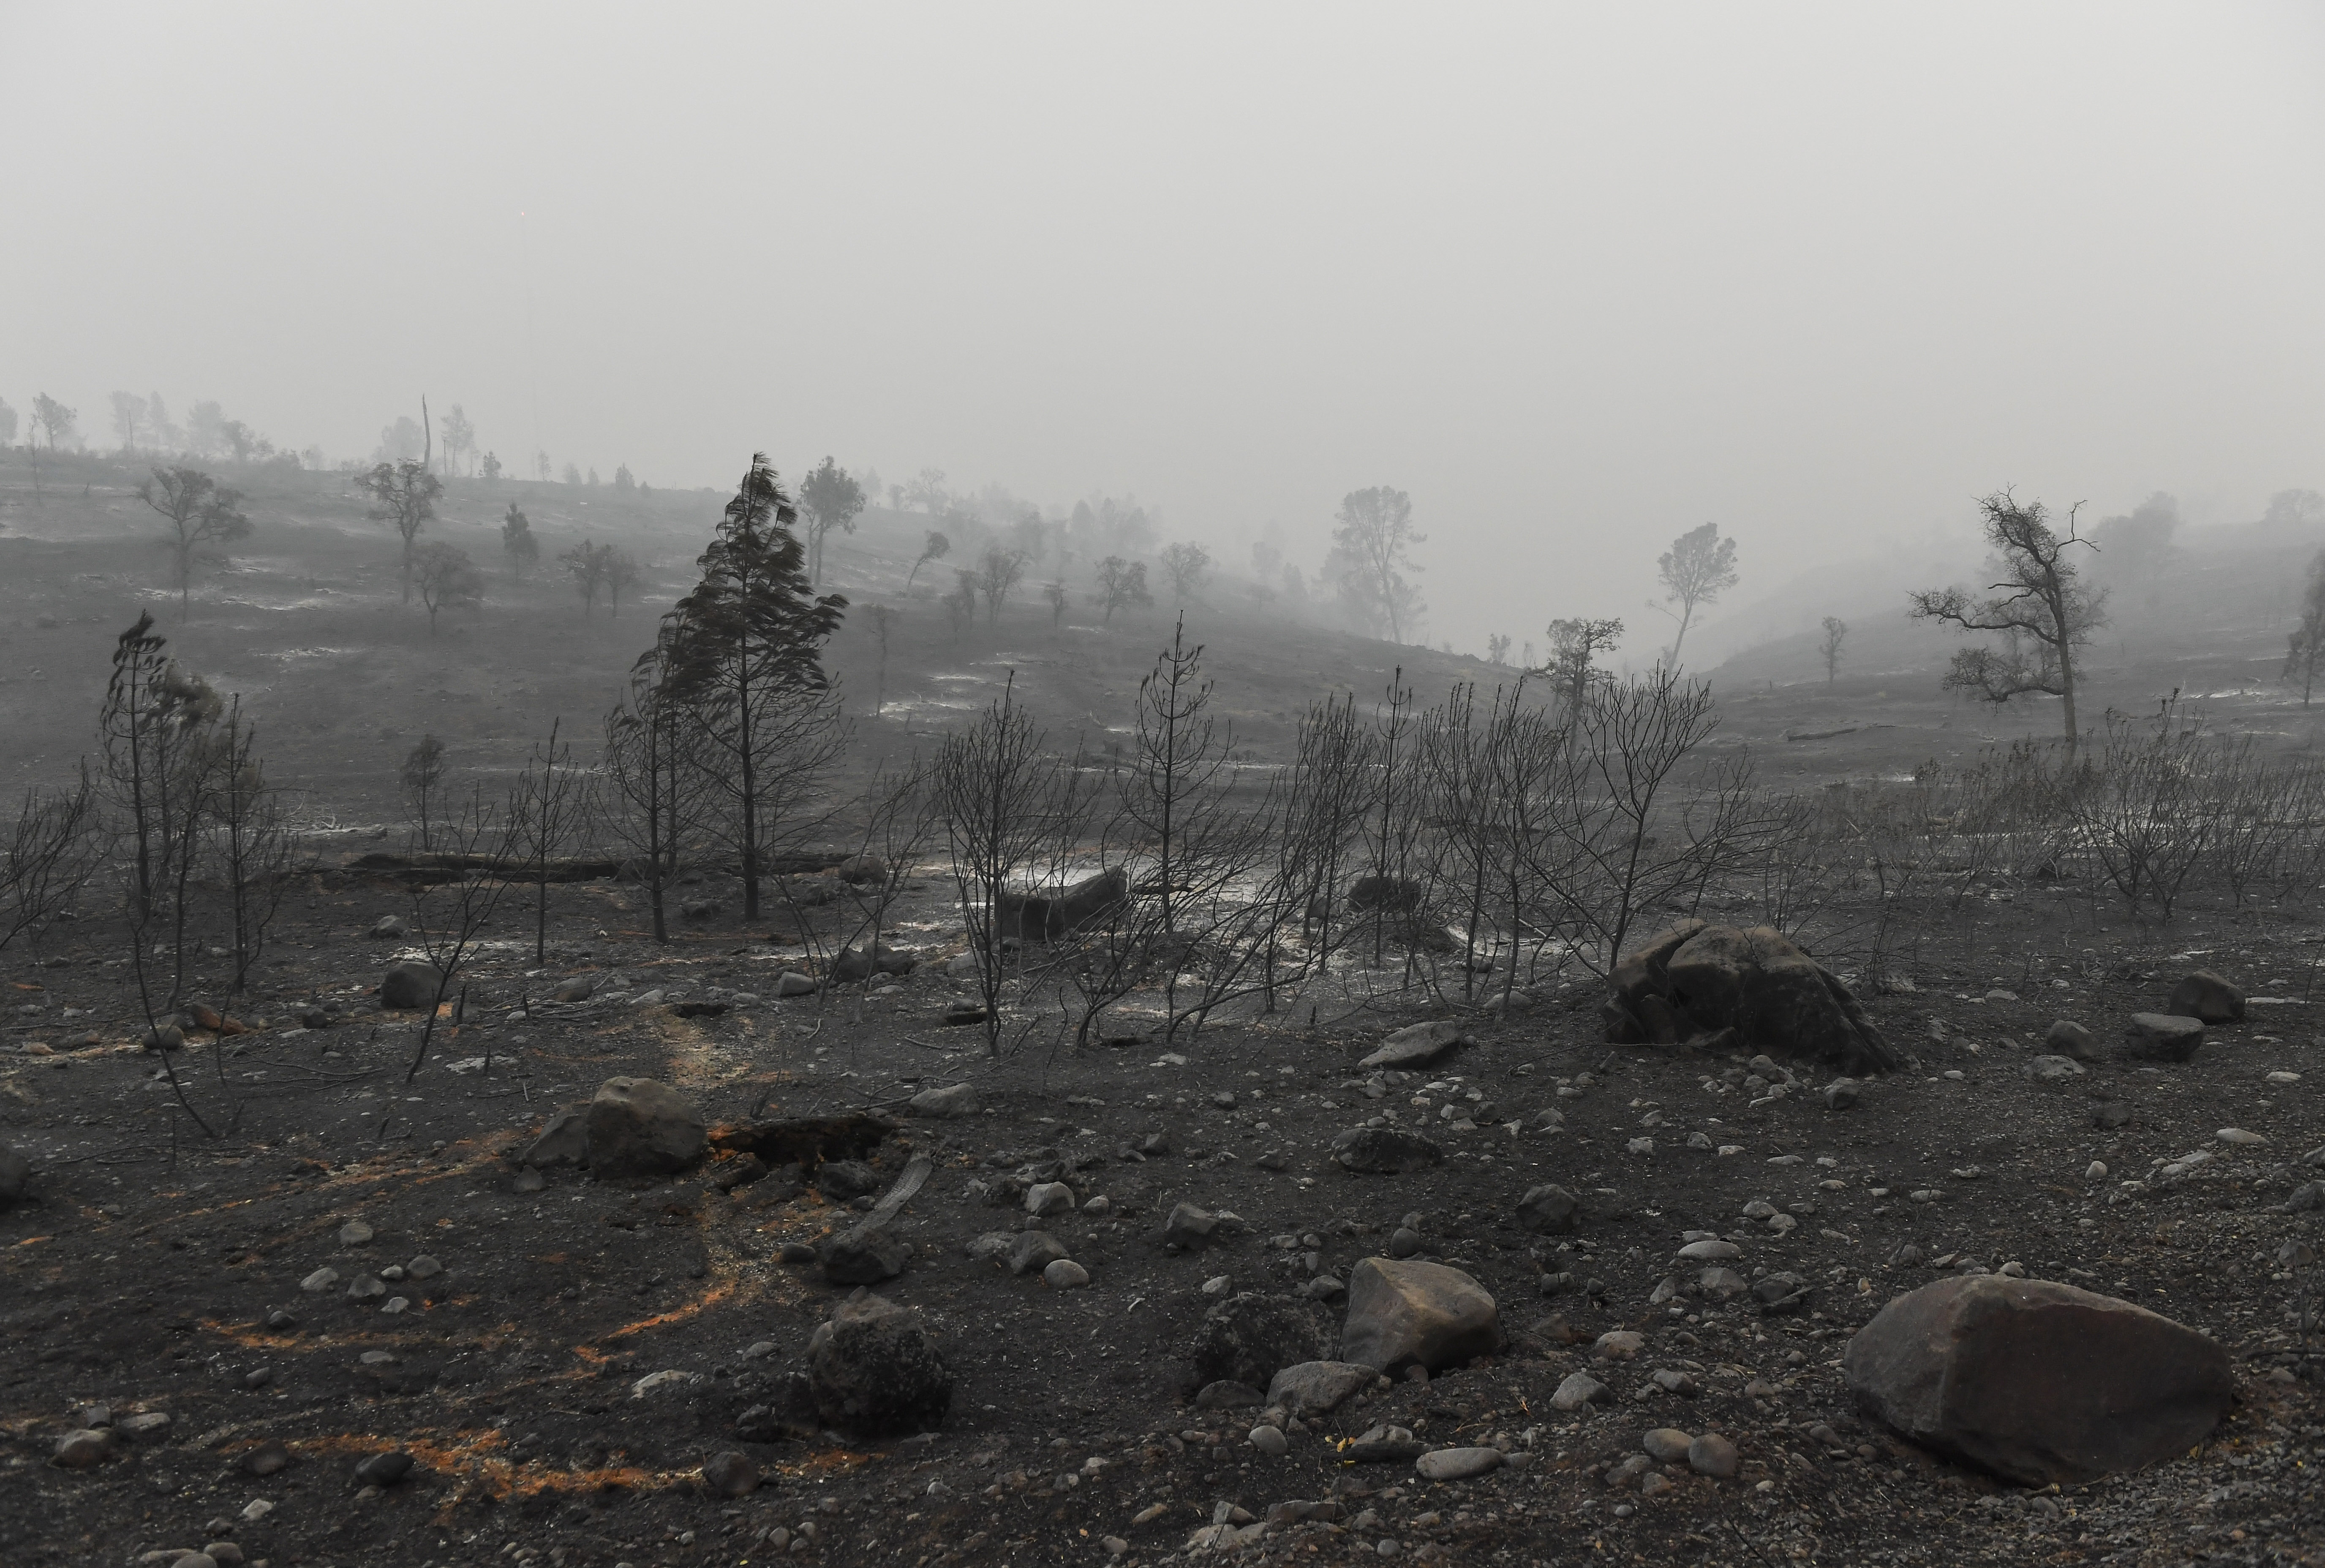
<box><xmin>0</xmin><ymin>457</ymin><xmax>2319</xmax><ymax>1568</ymax></box>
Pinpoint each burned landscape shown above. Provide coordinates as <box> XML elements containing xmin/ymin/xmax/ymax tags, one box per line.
<box><xmin>7</xmin><ymin>10</ymin><xmax>2325</xmax><ymax>1568</ymax></box>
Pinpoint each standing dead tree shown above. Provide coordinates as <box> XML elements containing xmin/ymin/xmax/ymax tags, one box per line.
<box><xmin>1910</xmin><ymin>490</ymin><xmax>2106</xmax><ymax>758</ymax></box>
<box><xmin>0</xmin><ymin>769</ymin><xmax>99</xmax><ymax>958</ymax></box>
<box><xmin>205</xmin><ymin>698</ymin><xmax>304</xmax><ymax>998</ymax></box>
<box><xmin>936</xmin><ymin>679</ymin><xmax>1087</xmax><ymax>1056</ymax></box>
<box><xmin>604</xmin><ymin>624</ymin><xmax>718</xmax><ymax>945</ymax></box>
<box><xmin>510</xmin><ymin>719</ymin><xmax>591</xmax><ymax>964</ymax></box>
<box><xmin>403</xmin><ymin>785</ymin><xmax>525</xmax><ymax>1081</ymax></box>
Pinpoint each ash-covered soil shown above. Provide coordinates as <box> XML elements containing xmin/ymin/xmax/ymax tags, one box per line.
<box><xmin>2</xmin><ymin>874</ymin><xmax>2322</xmax><ymax>1568</ymax></box>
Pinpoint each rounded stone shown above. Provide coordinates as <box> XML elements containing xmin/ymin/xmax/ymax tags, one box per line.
<box><xmin>1248</xmin><ymin>1424</ymin><xmax>1288</xmax><ymax>1456</ymax></box>
<box><xmin>1687</xmin><ymin>1432</ymin><xmax>1739</xmax><ymax>1478</ymax></box>
<box><xmin>1413</xmin><ymin>1446</ymin><xmax>1503</xmax><ymax>1482</ymax></box>
<box><xmin>353</xmin><ymin>1450</ymin><xmax>414</xmax><ymax>1486</ymax></box>
<box><xmin>1043</xmin><ymin>1258</ymin><xmax>1091</xmax><ymax>1290</ymax></box>
<box><xmin>1642</xmin><ymin>1427</ymin><xmax>1693</xmax><ymax>1462</ymax></box>
<box><xmin>702</xmin><ymin>1449</ymin><xmax>760</xmax><ymax>1497</ymax></box>
<box><xmin>52</xmin><ymin>1429</ymin><xmax>109</xmax><ymax>1467</ymax></box>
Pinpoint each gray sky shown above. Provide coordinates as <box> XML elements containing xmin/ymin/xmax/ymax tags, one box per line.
<box><xmin>6</xmin><ymin>3</ymin><xmax>2322</xmax><ymax>659</ymax></box>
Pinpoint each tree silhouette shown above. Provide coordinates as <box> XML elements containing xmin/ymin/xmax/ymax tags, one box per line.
<box><xmin>138</xmin><ymin>466</ymin><xmax>251</xmax><ymax>618</ymax></box>
<box><xmin>1651</xmin><ymin>523</ymin><xmax>1739</xmax><ymax>667</ymax></box>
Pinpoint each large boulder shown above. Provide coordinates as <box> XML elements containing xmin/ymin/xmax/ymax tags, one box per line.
<box><xmin>379</xmin><ymin>961</ymin><xmax>446</xmax><ymax>1010</ymax></box>
<box><xmin>1609</xmin><ymin>923</ymin><xmax>1898</xmax><ymax>1074</ymax></box>
<box><xmin>1842</xmin><ymin>1275</ymin><xmax>2235</xmax><ymax>1486</ymax></box>
<box><xmin>2166</xmin><ymin>971</ymin><xmax>2243</xmax><ymax>1024</ymax></box>
<box><xmin>807</xmin><ymin>1291</ymin><xmax>953</xmax><ymax>1436</ymax></box>
<box><xmin>1189</xmin><ymin>1293</ymin><xmax>1334</xmax><ymax>1392</ymax></box>
<box><xmin>583</xmin><ymin>1078</ymin><xmax>706</xmax><ymax>1176</ymax></box>
<box><xmin>1340</xmin><ymin>1258</ymin><xmax>1503</xmax><ymax>1375</ymax></box>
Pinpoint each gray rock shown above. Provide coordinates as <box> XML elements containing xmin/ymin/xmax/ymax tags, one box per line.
<box><xmin>406</xmin><ymin>1255</ymin><xmax>443</xmax><ymax>1280</ymax></box>
<box><xmin>1005</xmin><ymin>1232</ymin><xmax>1070</xmax><ymax>1276</ymax></box>
<box><xmin>2091</xmin><ymin>1100</ymin><xmax>2132</xmax><ymax>1130</ymax></box>
<box><xmin>776</xmin><ymin>971</ymin><xmax>819</xmax><ymax>997</ymax></box>
<box><xmin>836</xmin><ymin>854</ymin><xmax>888</xmax><ymax>885</ymax></box>
<box><xmin>354</xmin><ymin>1451</ymin><xmax>413</xmax><ymax>1486</ymax></box>
<box><xmin>1247</xmin><ymin>1424</ymin><xmax>1289</xmax><ymax>1456</ymax></box>
<box><xmin>1822</xmin><ymin>1078</ymin><xmax>1860</xmax><ymax>1111</ymax></box>
<box><xmin>2167</xmin><ymin>971</ymin><xmax>2243</xmax><ymax>1024</ymax></box>
<box><xmin>2122</xmin><ymin>1013</ymin><xmax>2204</xmax><ymax>1063</ymax></box>
<box><xmin>1341</xmin><ymin>1258</ymin><xmax>1501</xmax><ymax>1374</ymax></box>
<box><xmin>905</xmin><ymin>1082</ymin><xmax>980</xmax><ymax>1119</ymax></box>
<box><xmin>2023</xmin><ymin>1055</ymin><xmax>2085</xmax><ymax>1082</ymax></box>
<box><xmin>338</xmin><ymin>1219</ymin><xmax>373</xmax><ymax>1246</ymax></box>
<box><xmin>1025</xmin><ymin>1181</ymin><xmax>1075</xmax><ymax>1216</ymax></box>
<box><xmin>299</xmin><ymin>1267</ymin><xmax>340</xmax><ymax>1292</ymax></box>
<box><xmin>1165</xmin><ymin>1203</ymin><xmax>1221</xmax><ymax>1250</ymax></box>
<box><xmin>1699</xmin><ymin>1267</ymin><xmax>1749</xmax><ymax>1301</ymax></box>
<box><xmin>2045</xmin><ymin>1019</ymin><xmax>2099</xmax><ymax>1061</ymax></box>
<box><xmin>1333</xmin><ymin>1127</ymin><xmax>1443</xmax><ymax>1175</ymax></box>
<box><xmin>1359</xmin><ymin>1020</ymin><xmax>1469</xmax><ymax>1071</ymax></box>
<box><xmin>1688</xmin><ymin>1432</ymin><xmax>1739</xmax><ymax>1478</ymax></box>
<box><xmin>369</xmin><ymin>914</ymin><xmax>408</xmax><ymax>939</ymax></box>
<box><xmin>1195</xmin><ymin>1380</ymin><xmax>1264</xmax><ymax>1409</ymax></box>
<box><xmin>378</xmin><ymin>962</ymin><xmax>445</xmax><ymax>1010</ymax></box>
<box><xmin>1642</xmin><ymin>1427</ymin><xmax>1693</xmax><ymax>1462</ymax></box>
<box><xmin>522</xmin><ymin>1106</ymin><xmax>589</xmax><ymax>1168</ymax></box>
<box><xmin>1043</xmin><ymin>1258</ymin><xmax>1091</xmax><ymax>1290</ymax></box>
<box><xmin>816</xmin><ymin>1160</ymin><xmax>881</xmax><ymax>1201</ymax></box>
<box><xmin>1414</xmin><ymin>1446</ymin><xmax>1502</xmax><ymax>1482</ymax></box>
<box><xmin>52</xmin><ymin>1429</ymin><xmax>109</xmax><ymax>1467</ymax></box>
<box><xmin>1515</xmin><ymin>1184</ymin><xmax>1581</xmax><ymax>1235</ymax></box>
<box><xmin>1550</xmin><ymin>1372</ymin><xmax>1612</xmax><ymax>1410</ymax></box>
<box><xmin>552</xmin><ymin>976</ymin><xmax>595</xmax><ymax>1003</ymax></box>
<box><xmin>822</xmin><ymin>1224</ymin><xmax>909</xmax><ymax>1285</ymax></box>
<box><xmin>1190</xmin><ymin>1292</ymin><xmax>1334</xmax><ymax>1391</ymax></box>
<box><xmin>1266</xmin><ymin>1360</ymin><xmax>1376</xmax><ymax>1416</ymax></box>
<box><xmin>585</xmin><ymin>1078</ymin><xmax>705</xmax><ymax>1176</ymax></box>
<box><xmin>1388</xmin><ymin>1227</ymin><xmax>1422</xmax><ymax>1258</ymax></box>
<box><xmin>807</xmin><ymin>1291</ymin><xmax>953</xmax><ymax>1437</ymax></box>
<box><xmin>1753</xmin><ymin>1272</ymin><xmax>1811</xmax><ymax>1312</ymax></box>
<box><xmin>702</xmin><ymin>1449</ymin><xmax>760</xmax><ymax>1497</ymax></box>
<box><xmin>1677</xmin><ymin>1239</ymin><xmax>1741</xmax><ymax>1262</ymax></box>
<box><xmin>1843</xmin><ymin>1275</ymin><xmax>2234</xmax><ymax>1485</ymax></box>
<box><xmin>142</xmin><ymin>1022</ymin><xmax>185</xmax><ymax>1052</ymax></box>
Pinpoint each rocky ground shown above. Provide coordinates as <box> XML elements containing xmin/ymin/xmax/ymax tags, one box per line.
<box><xmin>2</xmin><ymin>871</ymin><xmax>2323</xmax><ymax>1568</ymax></box>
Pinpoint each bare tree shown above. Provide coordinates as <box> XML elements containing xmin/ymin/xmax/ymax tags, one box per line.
<box><xmin>2286</xmin><ymin>552</ymin><xmax>2325</xmax><ymax>706</ymax></box>
<box><xmin>99</xmin><ymin>613</ymin><xmax>222</xmax><ymax>924</ymax></box>
<box><xmin>401</xmin><ymin>734</ymin><xmax>449</xmax><ymax>851</ymax></box>
<box><xmin>935</xmin><ymin>679</ymin><xmax>1087</xmax><ymax>1056</ymax></box>
<box><xmin>1159</xmin><ymin>541</ymin><xmax>1212</xmax><ymax>602</ymax></box>
<box><xmin>1096</xmin><ymin>555</ymin><xmax>1152</xmax><ymax>623</ymax></box>
<box><xmin>1650</xmin><ymin>523</ymin><xmax>1738</xmax><ymax>667</ymax></box>
<box><xmin>1324</xmin><ymin>487</ymin><xmax>1425</xmax><ymax>644</ymax></box>
<box><xmin>1043</xmin><ymin>580</ymin><xmax>1069</xmax><ymax>627</ymax></box>
<box><xmin>1820</xmin><ymin>616</ymin><xmax>1848</xmax><ymax>683</ymax></box>
<box><xmin>604</xmin><ymin>625</ymin><xmax>717</xmax><ymax>944</ymax></box>
<box><xmin>866</xmin><ymin>604</ymin><xmax>900</xmax><ymax>715</ymax></box>
<box><xmin>1909</xmin><ymin>490</ymin><xmax>2105</xmax><ymax>757</ymax></box>
<box><xmin>138</xmin><ymin>466</ymin><xmax>251</xmax><ymax>618</ymax></box>
<box><xmin>402</xmin><ymin>785</ymin><xmax>525</xmax><ymax>1081</ymax></box>
<box><xmin>0</xmin><ymin>770</ymin><xmax>98</xmax><ymax>958</ymax></box>
<box><xmin>414</xmin><ymin>542</ymin><xmax>483</xmax><ymax>632</ymax></box>
<box><xmin>204</xmin><ymin>697</ymin><xmax>303</xmax><ymax>998</ymax></box>
<box><xmin>975</xmin><ymin>547</ymin><xmax>1027</xmax><ymax>626</ymax></box>
<box><xmin>509</xmin><ymin>719</ymin><xmax>591</xmax><ymax>964</ymax></box>
<box><xmin>359</xmin><ymin>458</ymin><xmax>443</xmax><ymax>602</ymax></box>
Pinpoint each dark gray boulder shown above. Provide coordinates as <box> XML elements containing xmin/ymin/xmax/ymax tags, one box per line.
<box><xmin>807</xmin><ymin>1291</ymin><xmax>952</xmax><ymax>1437</ymax></box>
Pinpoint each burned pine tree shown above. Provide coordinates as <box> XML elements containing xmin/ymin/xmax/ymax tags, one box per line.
<box><xmin>664</xmin><ymin>454</ymin><xmax>848</xmax><ymax>920</ymax></box>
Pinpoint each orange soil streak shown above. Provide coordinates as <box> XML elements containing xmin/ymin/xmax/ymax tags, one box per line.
<box><xmin>598</xmin><ymin>1277</ymin><xmax>750</xmax><ymax>1340</ymax></box>
<box><xmin>15</xmin><ymin>1236</ymin><xmax>52</xmax><ymax>1246</ymax></box>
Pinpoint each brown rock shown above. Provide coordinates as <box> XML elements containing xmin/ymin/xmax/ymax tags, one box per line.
<box><xmin>583</xmin><ymin>1078</ymin><xmax>706</xmax><ymax>1176</ymax></box>
<box><xmin>1842</xmin><ymin>1275</ymin><xmax>2234</xmax><ymax>1485</ymax></box>
<box><xmin>1341</xmin><ymin>1258</ymin><xmax>1502</xmax><ymax>1375</ymax></box>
